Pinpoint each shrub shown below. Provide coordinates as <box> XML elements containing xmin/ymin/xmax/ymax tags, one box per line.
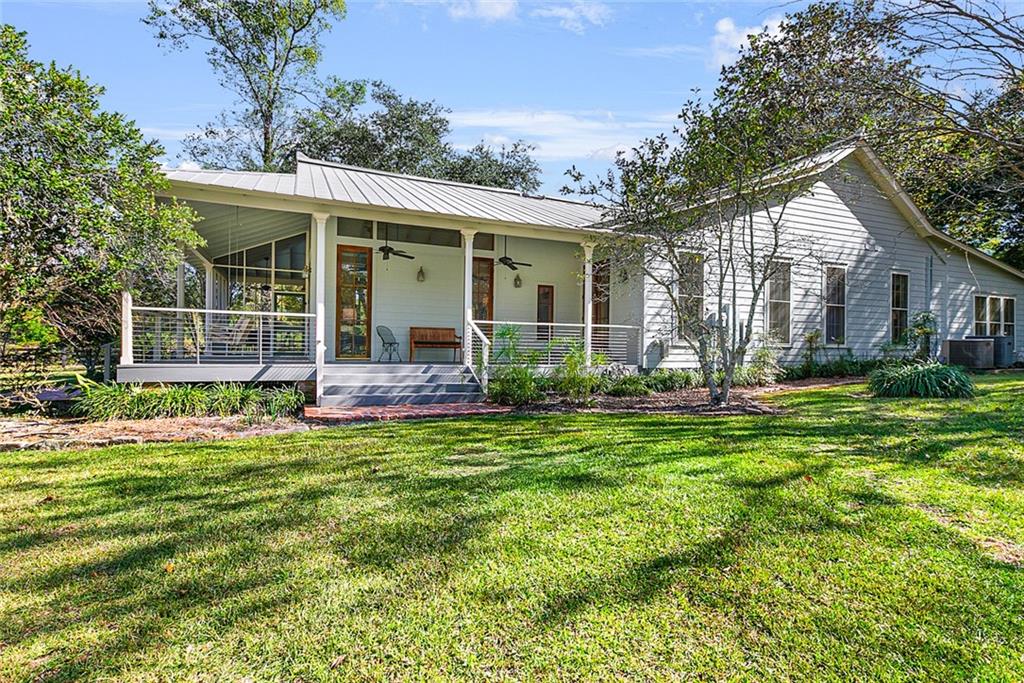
<box><xmin>868</xmin><ymin>361</ymin><xmax>975</xmax><ymax>399</ymax></box>
<box><xmin>605</xmin><ymin>374</ymin><xmax>652</xmax><ymax>397</ymax></box>
<box><xmin>551</xmin><ymin>339</ymin><xmax>604</xmax><ymax>404</ymax></box>
<box><xmin>643</xmin><ymin>369</ymin><xmax>701</xmax><ymax>392</ymax></box>
<box><xmin>157</xmin><ymin>385</ymin><xmax>211</xmax><ymax>417</ymax></box>
<box><xmin>261</xmin><ymin>386</ymin><xmax>306</xmax><ymax>418</ymax></box>
<box><xmin>749</xmin><ymin>342</ymin><xmax>783</xmax><ymax>385</ymax></box>
<box><xmin>487</xmin><ymin>365</ymin><xmax>544</xmax><ymax>406</ymax></box>
<box><xmin>209</xmin><ymin>383</ymin><xmax>263</xmax><ymax>416</ymax></box>
<box><xmin>487</xmin><ymin>325</ymin><xmax>544</xmax><ymax>406</ymax></box>
<box><xmin>74</xmin><ymin>378</ymin><xmax>307</xmax><ymax>420</ymax></box>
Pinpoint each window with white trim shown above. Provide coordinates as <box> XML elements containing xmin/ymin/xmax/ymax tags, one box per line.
<box><xmin>677</xmin><ymin>254</ymin><xmax>704</xmax><ymax>339</ymax></box>
<box><xmin>974</xmin><ymin>295</ymin><xmax>1015</xmax><ymax>346</ymax></box>
<box><xmin>767</xmin><ymin>260</ymin><xmax>791</xmax><ymax>344</ymax></box>
<box><xmin>824</xmin><ymin>265</ymin><xmax>846</xmax><ymax>345</ymax></box>
<box><xmin>891</xmin><ymin>272</ymin><xmax>909</xmax><ymax>343</ymax></box>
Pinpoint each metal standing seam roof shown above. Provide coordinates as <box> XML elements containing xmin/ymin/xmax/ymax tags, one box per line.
<box><xmin>163</xmin><ymin>153</ymin><xmax>607</xmax><ymax>231</ymax></box>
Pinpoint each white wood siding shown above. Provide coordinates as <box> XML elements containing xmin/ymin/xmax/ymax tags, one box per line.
<box><xmin>646</xmin><ymin>157</ymin><xmax>1024</xmax><ymax>368</ymax></box>
<box><xmin>325</xmin><ymin>221</ymin><xmax>590</xmax><ymax>362</ymax></box>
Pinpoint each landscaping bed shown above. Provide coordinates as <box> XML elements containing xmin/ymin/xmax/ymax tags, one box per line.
<box><xmin>0</xmin><ymin>415</ymin><xmax>312</xmax><ymax>451</ymax></box>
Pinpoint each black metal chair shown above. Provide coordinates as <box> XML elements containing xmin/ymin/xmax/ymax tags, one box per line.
<box><xmin>376</xmin><ymin>325</ymin><xmax>401</xmax><ymax>362</ymax></box>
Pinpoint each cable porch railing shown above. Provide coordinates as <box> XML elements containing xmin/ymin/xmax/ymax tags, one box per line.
<box><xmin>469</xmin><ymin>320</ymin><xmax>641</xmax><ymax>369</ymax></box>
<box><xmin>129</xmin><ymin>306</ymin><xmax>315</xmax><ymax>364</ymax></box>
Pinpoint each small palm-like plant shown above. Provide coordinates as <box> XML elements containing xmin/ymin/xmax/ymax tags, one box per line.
<box><xmin>868</xmin><ymin>361</ymin><xmax>974</xmax><ymax>399</ymax></box>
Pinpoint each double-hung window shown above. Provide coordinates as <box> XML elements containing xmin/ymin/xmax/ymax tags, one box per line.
<box><xmin>891</xmin><ymin>273</ymin><xmax>909</xmax><ymax>343</ymax></box>
<box><xmin>766</xmin><ymin>260</ymin><xmax>792</xmax><ymax>345</ymax></box>
<box><xmin>824</xmin><ymin>265</ymin><xmax>847</xmax><ymax>345</ymax></box>
<box><xmin>974</xmin><ymin>295</ymin><xmax>1016</xmax><ymax>346</ymax></box>
<box><xmin>677</xmin><ymin>254</ymin><xmax>705</xmax><ymax>339</ymax></box>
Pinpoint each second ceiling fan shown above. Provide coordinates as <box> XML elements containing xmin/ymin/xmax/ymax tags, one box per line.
<box><xmin>498</xmin><ymin>235</ymin><xmax>531</xmax><ymax>270</ymax></box>
<box><xmin>378</xmin><ymin>224</ymin><xmax>414</xmax><ymax>261</ymax></box>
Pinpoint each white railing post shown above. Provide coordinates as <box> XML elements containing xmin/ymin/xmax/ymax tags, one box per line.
<box><xmin>120</xmin><ymin>290</ymin><xmax>134</xmax><ymax>366</ymax></box>
<box><xmin>313</xmin><ymin>212</ymin><xmax>329</xmax><ymax>405</ymax></box>
<box><xmin>582</xmin><ymin>243</ymin><xmax>594</xmax><ymax>367</ymax></box>
<box><xmin>461</xmin><ymin>228</ymin><xmax>477</xmax><ymax>369</ymax></box>
<box><xmin>204</xmin><ymin>262</ymin><xmax>214</xmax><ymax>358</ymax></box>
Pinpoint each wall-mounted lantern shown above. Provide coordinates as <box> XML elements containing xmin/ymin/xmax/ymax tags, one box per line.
<box><xmin>416</xmin><ymin>266</ymin><xmax>426</xmax><ymax>282</ymax></box>
<box><xmin>513</xmin><ymin>273</ymin><xmax>522</xmax><ymax>288</ymax></box>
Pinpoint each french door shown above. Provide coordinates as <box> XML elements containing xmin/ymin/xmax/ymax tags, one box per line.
<box><xmin>336</xmin><ymin>245</ymin><xmax>372</xmax><ymax>359</ymax></box>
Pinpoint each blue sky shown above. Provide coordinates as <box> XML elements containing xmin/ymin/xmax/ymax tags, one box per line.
<box><xmin>1</xmin><ymin>0</ymin><xmax>799</xmax><ymax>194</ymax></box>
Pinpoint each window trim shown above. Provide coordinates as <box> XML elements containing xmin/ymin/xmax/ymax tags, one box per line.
<box><xmin>765</xmin><ymin>258</ymin><xmax>793</xmax><ymax>347</ymax></box>
<box><xmin>676</xmin><ymin>253</ymin><xmax>705</xmax><ymax>341</ymax></box>
<box><xmin>822</xmin><ymin>263</ymin><xmax>848</xmax><ymax>346</ymax></box>
<box><xmin>973</xmin><ymin>293</ymin><xmax>1016</xmax><ymax>345</ymax></box>
<box><xmin>890</xmin><ymin>270</ymin><xmax>910</xmax><ymax>344</ymax></box>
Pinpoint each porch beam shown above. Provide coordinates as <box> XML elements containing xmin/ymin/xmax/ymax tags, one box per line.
<box><xmin>313</xmin><ymin>212</ymin><xmax>330</xmax><ymax>406</ymax></box>
<box><xmin>120</xmin><ymin>290</ymin><xmax>133</xmax><ymax>366</ymax></box>
<box><xmin>583</xmin><ymin>243</ymin><xmax>594</xmax><ymax>367</ymax></box>
<box><xmin>461</xmin><ymin>228</ymin><xmax>477</xmax><ymax>369</ymax></box>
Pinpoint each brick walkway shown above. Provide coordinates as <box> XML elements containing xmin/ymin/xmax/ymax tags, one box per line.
<box><xmin>304</xmin><ymin>402</ymin><xmax>512</xmax><ymax>423</ymax></box>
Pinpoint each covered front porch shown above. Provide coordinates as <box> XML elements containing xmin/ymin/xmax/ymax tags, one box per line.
<box><xmin>118</xmin><ymin>200</ymin><xmax>642</xmax><ymax>404</ymax></box>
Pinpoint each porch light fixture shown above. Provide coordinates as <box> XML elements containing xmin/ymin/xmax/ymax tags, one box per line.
<box><xmin>513</xmin><ymin>273</ymin><xmax>522</xmax><ymax>288</ymax></box>
<box><xmin>416</xmin><ymin>266</ymin><xmax>426</xmax><ymax>282</ymax></box>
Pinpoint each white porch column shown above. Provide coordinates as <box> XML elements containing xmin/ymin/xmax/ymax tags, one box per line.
<box><xmin>460</xmin><ymin>228</ymin><xmax>477</xmax><ymax>368</ymax></box>
<box><xmin>583</xmin><ymin>242</ymin><xmax>594</xmax><ymax>367</ymax></box>
<box><xmin>313</xmin><ymin>212</ymin><xmax>330</xmax><ymax>405</ymax></box>
<box><xmin>120</xmin><ymin>289</ymin><xmax>134</xmax><ymax>366</ymax></box>
<box><xmin>204</xmin><ymin>263</ymin><xmax>215</xmax><ymax>357</ymax></box>
<box><xmin>204</xmin><ymin>263</ymin><xmax>214</xmax><ymax>308</ymax></box>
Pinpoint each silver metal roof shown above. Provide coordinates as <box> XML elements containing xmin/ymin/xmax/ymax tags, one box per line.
<box><xmin>164</xmin><ymin>153</ymin><xmax>606</xmax><ymax>230</ymax></box>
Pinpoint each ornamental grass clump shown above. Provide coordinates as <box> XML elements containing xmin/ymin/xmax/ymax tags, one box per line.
<box><xmin>74</xmin><ymin>377</ymin><xmax>306</xmax><ymax>420</ymax></box>
<box><xmin>868</xmin><ymin>361</ymin><xmax>975</xmax><ymax>399</ymax></box>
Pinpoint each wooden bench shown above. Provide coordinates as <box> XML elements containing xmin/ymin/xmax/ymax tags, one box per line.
<box><xmin>409</xmin><ymin>327</ymin><xmax>462</xmax><ymax>362</ymax></box>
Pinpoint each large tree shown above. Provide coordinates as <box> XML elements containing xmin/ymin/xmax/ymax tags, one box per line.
<box><xmin>144</xmin><ymin>0</ymin><xmax>346</xmax><ymax>172</ymax></box>
<box><xmin>0</xmin><ymin>26</ymin><xmax>198</xmax><ymax>383</ymax></box>
<box><xmin>291</xmin><ymin>79</ymin><xmax>542</xmax><ymax>192</ymax></box>
<box><xmin>709</xmin><ymin>0</ymin><xmax>1024</xmax><ymax>267</ymax></box>
<box><xmin>568</xmin><ymin>98</ymin><xmax>826</xmax><ymax>405</ymax></box>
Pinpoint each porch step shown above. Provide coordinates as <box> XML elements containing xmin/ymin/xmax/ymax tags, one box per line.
<box><xmin>319</xmin><ymin>392</ymin><xmax>485</xmax><ymax>407</ymax></box>
<box><xmin>319</xmin><ymin>363</ymin><xmax>484</xmax><ymax>407</ymax></box>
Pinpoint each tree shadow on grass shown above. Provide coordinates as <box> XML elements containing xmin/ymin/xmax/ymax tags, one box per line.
<box><xmin>3</xmin><ymin>379</ymin><xmax>1024</xmax><ymax>679</ymax></box>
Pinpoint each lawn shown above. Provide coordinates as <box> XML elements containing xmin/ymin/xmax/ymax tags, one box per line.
<box><xmin>2</xmin><ymin>376</ymin><xmax>1023</xmax><ymax>681</ymax></box>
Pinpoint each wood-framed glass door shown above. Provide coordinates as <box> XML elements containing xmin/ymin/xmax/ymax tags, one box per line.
<box><xmin>336</xmin><ymin>245</ymin><xmax>372</xmax><ymax>359</ymax></box>
<box><xmin>472</xmin><ymin>257</ymin><xmax>494</xmax><ymax>337</ymax></box>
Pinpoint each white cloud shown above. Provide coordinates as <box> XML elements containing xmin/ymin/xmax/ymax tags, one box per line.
<box><xmin>615</xmin><ymin>44</ymin><xmax>704</xmax><ymax>60</ymax></box>
<box><xmin>710</xmin><ymin>15</ymin><xmax>783</xmax><ymax>69</ymax></box>
<box><xmin>159</xmin><ymin>159</ymin><xmax>202</xmax><ymax>171</ymax></box>
<box><xmin>448</xmin><ymin>108</ymin><xmax>674</xmax><ymax>161</ymax></box>
<box><xmin>530</xmin><ymin>1</ymin><xmax>610</xmax><ymax>34</ymax></box>
<box><xmin>443</xmin><ymin>0</ymin><xmax>518</xmax><ymax>22</ymax></box>
<box><xmin>141</xmin><ymin>126</ymin><xmax>193</xmax><ymax>141</ymax></box>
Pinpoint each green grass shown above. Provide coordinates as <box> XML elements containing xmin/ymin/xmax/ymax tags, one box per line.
<box><xmin>2</xmin><ymin>376</ymin><xmax>1024</xmax><ymax>680</ymax></box>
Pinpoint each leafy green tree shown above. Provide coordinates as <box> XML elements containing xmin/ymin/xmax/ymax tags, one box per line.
<box><xmin>0</xmin><ymin>25</ymin><xmax>198</xmax><ymax>379</ymax></box>
<box><xmin>711</xmin><ymin>0</ymin><xmax>1024</xmax><ymax>267</ymax></box>
<box><xmin>145</xmin><ymin>0</ymin><xmax>346</xmax><ymax>172</ymax></box>
<box><xmin>291</xmin><ymin>79</ymin><xmax>541</xmax><ymax>192</ymax></box>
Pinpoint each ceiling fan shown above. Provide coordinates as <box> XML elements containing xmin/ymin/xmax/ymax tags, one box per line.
<box><xmin>377</xmin><ymin>225</ymin><xmax>414</xmax><ymax>261</ymax></box>
<box><xmin>498</xmin><ymin>235</ymin><xmax>531</xmax><ymax>270</ymax></box>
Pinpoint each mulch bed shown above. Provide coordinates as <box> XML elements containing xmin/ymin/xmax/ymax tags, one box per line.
<box><xmin>1</xmin><ymin>378</ymin><xmax>864</xmax><ymax>449</ymax></box>
<box><xmin>0</xmin><ymin>416</ymin><xmax>312</xmax><ymax>452</ymax></box>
